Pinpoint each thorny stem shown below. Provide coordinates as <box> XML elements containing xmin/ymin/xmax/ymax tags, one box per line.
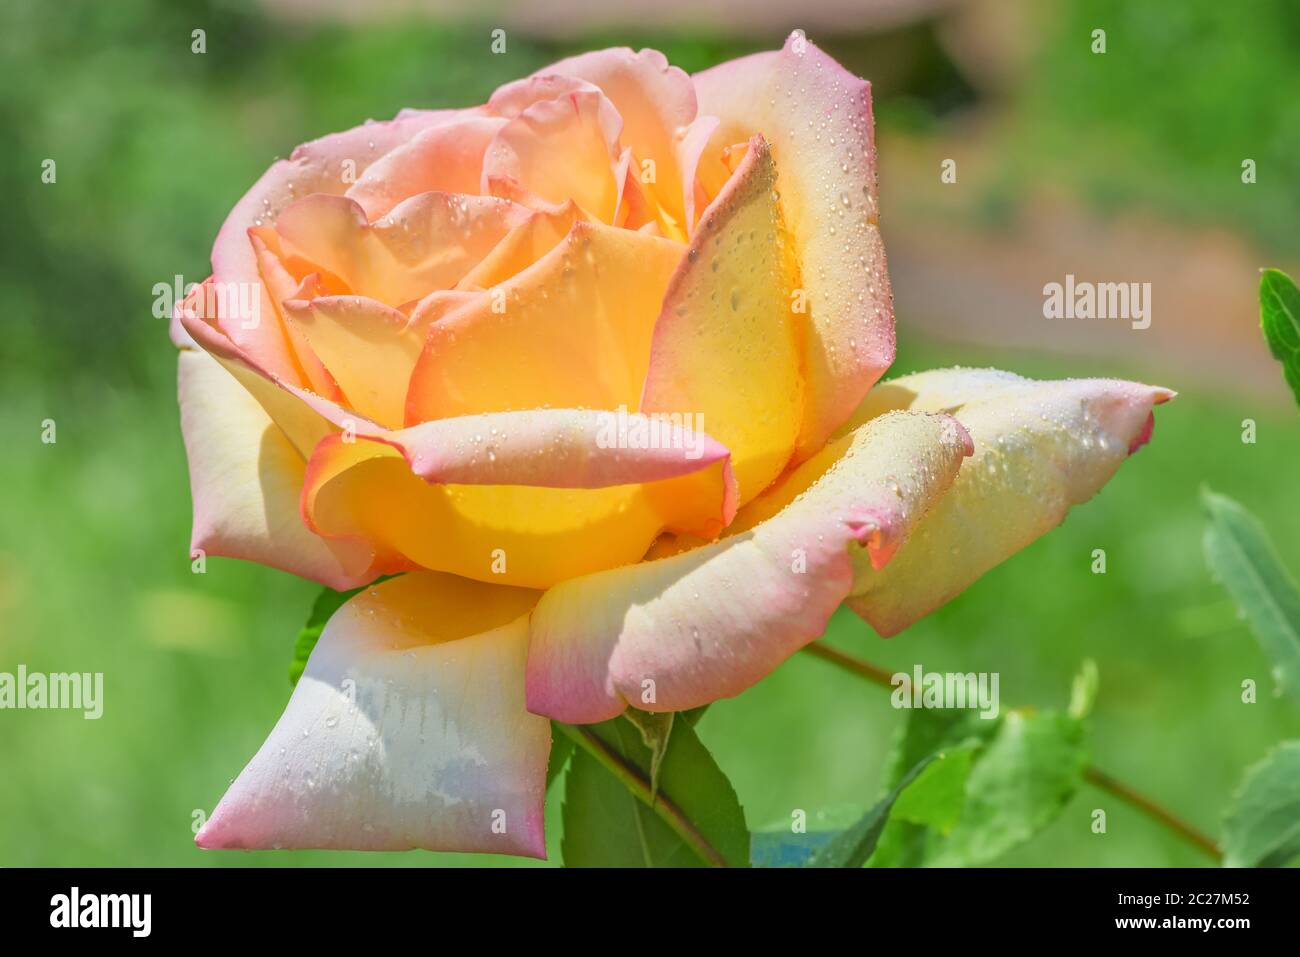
<box><xmin>800</xmin><ymin>640</ymin><xmax>1223</xmax><ymax>862</ymax></box>
<box><xmin>556</xmin><ymin>721</ymin><xmax>730</xmax><ymax>867</ymax></box>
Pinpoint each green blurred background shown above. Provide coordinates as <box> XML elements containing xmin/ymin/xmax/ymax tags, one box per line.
<box><xmin>2</xmin><ymin>0</ymin><xmax>1298</xmax><ymax>866</ymax></box>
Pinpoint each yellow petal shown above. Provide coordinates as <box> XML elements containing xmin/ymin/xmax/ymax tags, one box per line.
<box><xmin>282</xmin><ymin>296</ymin><xmax>423</xmax><ymax>429</ymax></box>
<box><xmin>641</xmin><ymin>135</ymin><xmax>803</xmax><ymax>506</ymax></box>
<box><xmin>694</xmin><ymin>35</ymin><xmax>895</xmax><ymax>457</ymax></box>
<box><xmin>301</xmin><ymin>409</ymin><xmax>738</xmax><ymax>589</ymax></box>
<box><xmin>407</xmin><ymin>220</ymin><xmax>684</xmax><ymax>423</ymax></box>
<box><xmin>525</xmin><ymin>410</ymin><xmax>972</xmax><ymax>721</ymax></box>
<box><xmin>453</xmin><ymin>203</ymin><xmax>585</xmax><ymax>292</ymax></box>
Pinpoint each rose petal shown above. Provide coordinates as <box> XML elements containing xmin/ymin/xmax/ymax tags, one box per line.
<box><xmin>273</xmin><ymin>192</ymin><xmax>530</xmax><ymax>306</ymax></box>
<box><xmin>345</xmin><ymin>114</ymin><xmax>507</xmax><ymax>220</ymax></box>
<box><xmin>525</xmin><ymin>410</ymin><xmax>972</xmax><ymax>722</ymax></box>
<box><xmin>407</xmin><ymin>219</ymin><xmax>685</xmax><ymax>424</ymax></box>
<box><xmin>405</xmin><ymin>286</ymin><xmax>480</xmax><ymax>323</ymax></box>
<box><xmin>676</xmin><ymin>114</ymin><xmax>725</xmax><ymax>232</ymax></box>
<box><xmin>488</xmin><ymin>74</ymin><xmax>604</xmax><ymax>118</ymax></box>
<box><xmin>452</xmin><ymin>202</ymin><xmax>586</xmax><ymax>294</ymax></box>
<box><xmin>369</xmin><ymin>408</ymin><xmax>736</xmax><ymax>488</ymax></box>
<box><xmin>301</xmin><ymin>409</ymin><xmax>739</xmax><ymax>589</ymax></box>
<box><xmin>533</xmin><ymin>47</ymin><xmax>699</xmax><ymax>232</ymax></box>
<box><xmin>842</xmin><ymin>367</ymin><xmax>1175</xmax><ymax>635</ymax></box>
<box><xmin>482</xmin><ymin>89</ymin><xmax>626</xmax><ymax>223</ymax></box>
<box><xmin>694</xmin><ymin>35</ymin><xmax>894</xmax><ymax>457</ymax></box>
<box><xmin>281</xmin><ymin>295</ymin><xmax>423</xmax><ymax>429</ymax></box>
<box><xmin>196</xmin><ymin>573</ymin><xmax>550</xmax><ymax>855</ymax></box>
<box><xmin>177</xmin><ymin>349</ymin><xmax>374</xmax><ymax>590</ymax></box>
<box><xmin>247</xmin><ymin>230</ymin><xmax>342</xmax><ymax>400</ymax></box>
<box><xmin>179</xmin><ymin>296</ymin><xmax>382</xmax><ymax>458</ymax></box>
<box><xmin>211</xmin><ymin>109</ymin><xmax>465</xmax><ymax>380</ymax></box>
<box><xmin>640</xmin><ymin>134</ymin><xmax>802</xmax><ymax>507</ymax></box>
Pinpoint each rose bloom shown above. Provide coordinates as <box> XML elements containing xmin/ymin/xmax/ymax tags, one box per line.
<box><xmin>173</xmin><ymin>36</ymin><xmax>1171</xmax><ymax>857</ymax></box>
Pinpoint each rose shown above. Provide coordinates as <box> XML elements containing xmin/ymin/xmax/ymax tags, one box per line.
<box><xmin>174</xmin><ymin>36</ymin><xmax>1171</xmax><ymax>857</ymax></box>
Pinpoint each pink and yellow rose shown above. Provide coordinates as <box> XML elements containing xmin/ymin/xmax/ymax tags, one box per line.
<box><xmin>173</xmin><ymin>36</ymin><xmax>1171</xmax><ymax>856</ymax></box>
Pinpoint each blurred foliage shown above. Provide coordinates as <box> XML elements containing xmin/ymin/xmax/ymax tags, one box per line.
<box><xmin>2</xmin><ymin>0</ymin><xmax>1300</xmax><ymax>866</ymax></box>
<box><xmin>1008</xmin><ymin>0</ymin><xmax>1300</xmax><ymax>253</ymax></box>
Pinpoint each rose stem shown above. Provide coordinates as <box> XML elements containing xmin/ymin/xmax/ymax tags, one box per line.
<box><xmin>800</xmin><ymin>640</ymin><xmax>1223</xmax><ymax>861</ymax></box>
<box><xmin>555</xmin><ymin>721</ymin><xmax>730</xmax><ymax>867</ymax></box>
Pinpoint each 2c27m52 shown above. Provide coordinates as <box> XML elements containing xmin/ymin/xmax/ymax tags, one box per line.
<box><xmin>1118</xmin><ymin>893</ymin><xmax>1250</xmax><ymax>906</ymax></box>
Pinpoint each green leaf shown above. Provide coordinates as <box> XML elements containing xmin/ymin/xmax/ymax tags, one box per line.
<box><xmin>559</xmin><ymin>715</ymin><xmax>749</xmax><ymax>867</ymax></box>
<box><xmin>929</xmin><ymin>709</ymin><xmax>1087</xmax><ymax>866</ymax></box>
<box><xmin>889</xmin><ymin>744</ymin><xmax>977</xmax><ymax>832</ymax></box>
<box><xmin>871</xmin><ymin>704</ymin><xmax>1087</xmax><ymax>867</ymax></box>
<box><xmin>806</xmin><ymin>752</ymin><xmax>940</xmax><ymax>867</ymax></box>
<box><xmin>1223</xmin><ymin>740</ymin><xmax>1300</xmax><ymax>867</ymax></box>
<box><xmin>869</xmin><ymin>708</ymin><xmax>999</xmax><ymax>867</ymax></box>
<box><xmin>546</xmin><ymin>723</ymin><xmax>574</xmax><ymax>792</ymax></box>
<box><xmin>1203</xmin><ymin>488</ymin><xmax>1300</xmax><ymax>710</ymax></box>
<box><xmin>1259</xmin><ymin>268</ymin><xmax>1300</xmax><ymax>407</ymax></box>
<box><xmin>290</xmin><ymin>578</ymin><xmax>397</xmax><ymax>686</ymax></box>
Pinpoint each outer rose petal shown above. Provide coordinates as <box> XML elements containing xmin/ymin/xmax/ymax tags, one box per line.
<box><xmin>407</xmin><ymin>220</ymin><xmax>684</xmax><ymax>423</ymax></box>
<box><xmin>534</xmin><ymin>48</ymin><xmax>699</xmax><ymax>232</ymax></box>
<box><xmin>196</xmin><ymin>573</ymin><xmax>550</xmax><ymax>855</ymax></box>
<box><xmin>694</xmin><ymin>35</ymin><xmax>894</xmax><ymax>458</ymax></box>
<box><xmin>177</xmin><ymin>350</ymin><xmax>373</xmax><ymax>590</ymax></box>
<box><xmin>641</xmin><ymin>134</ymin><xmax>802</xmax><ymax>506</ymax></box>
<box><xmin>301</xmin><ymin>409</ymin><xmax>739</xmax><ymax>589</ymax></box>
<box><xmin>179</xmin><ymin>298</ymin><xmax>383</xmax><ymax>458</ymax></box>
<box><xmin>334</xmin><ymin>409</ymin><xmax>738</xmax><ymax>489</ymax></box>
<box><xmin>525</xmin><ymin>410</ymin><xmax>973</xmax><ymax>722</ymax></box>
<box><xmin>211</xmin><ymin>109</ymin><xmax>467</xmax><ymax>381</ymax></box>
<box><xmin>272</xmin><ymin>192</ymin><xmax>530</xmax><ymax>306</ymax></box>
<box><xmin>842</xmin><ymin>368</ymin><xmax>1175</xmax><ymax>636</ymax></box>
<box><xmin>344</xmin><ymin>114</ymin><xmax>507</xmax><ymax>220</ymax></box>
